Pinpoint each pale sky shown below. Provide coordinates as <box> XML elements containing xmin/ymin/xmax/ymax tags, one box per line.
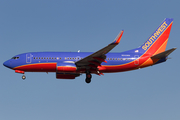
<box><xmin>0</xmin><ymin>0</ymin><xmax>180</xmax><ymax>120</ymax></box>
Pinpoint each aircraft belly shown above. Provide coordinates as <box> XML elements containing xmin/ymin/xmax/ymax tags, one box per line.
<box><xmin>13</xmin><ymin>63</ymin><xmax>57</xmax><ymax>72</ymax></box>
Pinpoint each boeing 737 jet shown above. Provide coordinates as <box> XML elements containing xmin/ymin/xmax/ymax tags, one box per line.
<box><xmin>3</xmin><ymin>18</ymin><xmax>176</xmax><ymax>83</ymax></box>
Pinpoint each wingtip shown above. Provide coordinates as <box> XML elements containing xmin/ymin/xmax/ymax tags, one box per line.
<box><xmin>111</xmin><ymin>30</ymin><xmax>124</xmax><ymax>45</ymax></box>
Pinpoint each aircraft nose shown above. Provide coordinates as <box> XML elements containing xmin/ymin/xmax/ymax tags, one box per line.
<box><xmin>3</xmin><ymin>60</ymin><xmax>11</xmax><ymax>68</ymax></box>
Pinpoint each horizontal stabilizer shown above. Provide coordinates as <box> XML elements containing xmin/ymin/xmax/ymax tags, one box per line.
<box><xmin>151</xmin><ymin>48</ymin><xmax>176</xmax><ymax>59</ymax></box>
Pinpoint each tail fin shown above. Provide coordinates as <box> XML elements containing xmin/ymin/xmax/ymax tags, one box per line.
<box><xmin>140</xmin><ymin>18</ymin><xmax>173</xmax><ymax>55</ymax></box>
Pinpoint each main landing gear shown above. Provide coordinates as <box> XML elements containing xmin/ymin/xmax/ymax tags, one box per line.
<box><xmin>85</xmin><ymin>72</ymin><xmax>92</xmax><ymax>84</ymax></box>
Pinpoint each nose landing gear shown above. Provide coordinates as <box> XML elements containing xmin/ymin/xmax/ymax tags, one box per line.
<box><xmin>15</xmin><ymin>70</ymin><xmax>26</xmax><ymax>80</ymax></box>
<box><xmin>22</xmin><ymin>75</ymin><xmax>26</xmax><ymax>80</ymax></box>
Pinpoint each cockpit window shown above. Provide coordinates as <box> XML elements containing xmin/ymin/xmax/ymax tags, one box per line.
<box><xmin>11</xmin><ymin>57</ymin><xmax>19</xmax><ymax>60</ymax></box>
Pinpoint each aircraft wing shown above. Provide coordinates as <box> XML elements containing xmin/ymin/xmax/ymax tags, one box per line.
<box><xmin>75</xmin><ymin>30</ymin><xmax>124</xmax><ymax>72</ymax></box>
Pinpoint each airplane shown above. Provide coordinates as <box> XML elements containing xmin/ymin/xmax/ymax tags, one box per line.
<box><xmin>3</xmin><ymin>18</ymin><xmax>176</xmax><ymax>83</ymax></box>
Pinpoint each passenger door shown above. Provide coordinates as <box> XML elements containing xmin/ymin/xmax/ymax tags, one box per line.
<box><xmin>26</xmin><ymin>53</ymin><xmax>32</xmax><ymax>63</ymax></box>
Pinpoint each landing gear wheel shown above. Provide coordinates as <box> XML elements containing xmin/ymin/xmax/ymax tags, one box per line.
<box><xmin>85</xmin><ymin>78</ymin><xmax>91</xmax><ymax>83</ymax></box>
<box><xmin>22</xmin><ymin>75</ymin><xmax>26</xmax><ymax>80</ymax></box>
<box><xmin>85</xmin><ymin>72</ymin><xmax>92</xmax><ymax>84</ymax></box>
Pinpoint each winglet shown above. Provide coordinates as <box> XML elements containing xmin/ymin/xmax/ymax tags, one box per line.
<box><xmin>111</xmin><ymin>30</ymin><xmax>124</xmax><ymax>45</ymax></box>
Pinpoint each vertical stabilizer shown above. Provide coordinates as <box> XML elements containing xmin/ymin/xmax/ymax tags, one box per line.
<box><xmin>140</xmin><ymin>18</ymin><xmax>173</xmax><ymax>55</ymax></box>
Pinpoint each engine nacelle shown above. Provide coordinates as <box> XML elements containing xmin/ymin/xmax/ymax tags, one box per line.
<box><xmin>56</xmin><ymin>62</ymin><xmax>77</xmax><ymax>73</ymax></box>
<box><xmin>56</xmin><ymin>73</ymin><xmax>80</xmax><ymax>79</ymax></box>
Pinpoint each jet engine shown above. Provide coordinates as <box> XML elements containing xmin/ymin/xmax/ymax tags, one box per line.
<box><xmin>56</xmin><ymin>73</ymin><xmax>80</xmax><ymax>79</ymax></box>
